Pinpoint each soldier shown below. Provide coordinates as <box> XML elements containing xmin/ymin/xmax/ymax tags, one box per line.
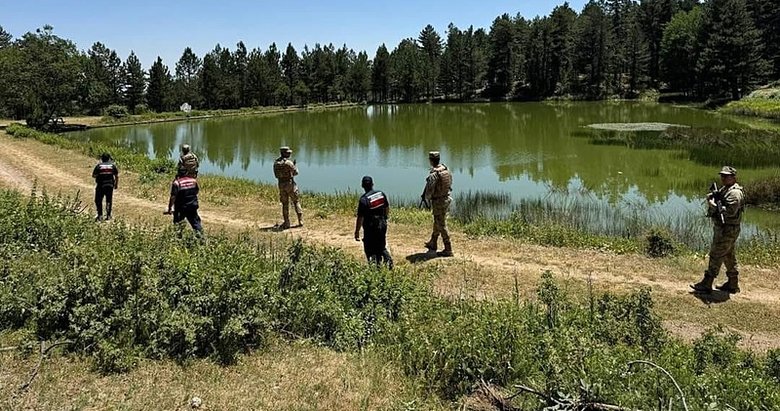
<box><xmin>165</xmin><ymin>170</ymin><xmax>203</xmax><ymax>234</ymax></box>
<box><xmin>177</xmin><ymin>144</ymin><xmax>199</xmax><ymax>178</ymax></box>
<box><xmin>92</xmin><ymin>153</ymin><xmax>119</xmax><ymax>221</ymax></box>
<box><xmin>423</xmin><ymin>151</ymin><xmax>454</xmax><ymax>257</ymax></box>
<box><xmin>272</xmin><ymin>146</ymin><xmax>303</xmax><ymax>229</ymax></box>
<box><xmin>354</xmin><ymin>176</ymin><xmax>393</xmax><ymax>269</ymax></box>
<box><xmin>691</xmin><ymin>166</ymin><xmax>745</xmax><ymax>294</ymax></box>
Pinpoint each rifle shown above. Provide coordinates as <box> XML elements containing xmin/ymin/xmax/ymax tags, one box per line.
<box><xmin>419</xmin><ymin>190</ymin><xmax>430</xmax><ymax>209</ymax></box>
<box><xmin>709</xmin><ymin>182</ymin><xmax>725</xmax><ymax>225</ymax></box>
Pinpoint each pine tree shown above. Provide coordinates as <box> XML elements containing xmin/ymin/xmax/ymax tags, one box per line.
<box><xmin>265</xmin><ymin>43</ymin><xmax>282</xmax><ymax>105</ymax></box>
<box><xmin>0</xmin><ymin>25</ymin><xmax>12</xmax><ymax>49</ymax></box>
<box><xmin>281</xmin><ymin>43</ymin><xmax>300</xmax><ymax>92</ymax></box>
<box><xmin>549</xmin><ymin>3</ymin><xmax>578</xmax><ymax>95</ymax></box>
<box><xmin>147</xmin><ymin>56</ymin><xmax>172</xmax><ymax>112</ymax></box>
<box><xmin>390</xmin><ymin>39</ymin><xmax>423</xmax><ymax>102</ymax></box>
<box><xmin>201</xmin><ymin>51</ymin><xmax>219</xmax><ymax>109</ymax></box>
<box><xmin>639</xmin><ymin>0</ymin><xmax>675</xmax><ymax>87</ymax></box>
<box><xmin>174</xmin><ymin>47</ymin><xmax>202</xmax><ymax>107</ymax></box>
<box><xmin>234</xmin><ymin>41</ymin><xmax>248</xmax><ymax>107</ymax></box>
<box><xmin>574</xmin><ymin>1</ymin><xmax>613</xmax><ymax>98</ymax></box>
<box><xmin>246</xmin><ymin>47</ymin><xmax>270</xmax><ymax>106</ymax></box>
<box><xmin>123</xmin><ymin>51</ymin><xmax>146</xmax><ymax>113</ymax></box>
<box><xmin>371</xmin><ymin>44</ymin><xmax>390</xmax><ymax>102</ymax></box>
<box><xmin>746</xmin><ymin>0</ymin><xmax>780</xmax><ymax>80</ymax></box>
<box><xmin>85</xmin><ymin>42</ymin><xmax>123</xmax><ymax>114</ymax></box>
<box><xmin>418</xmin><ymin>24</ymin><xmax>443</xmax><ymax>100</ymax></box>
<box><xmin>486</xmin><ymin>14</ymin><xmax>517</xmax><ymax>99</ymax></box>
<box><xmin>347</xmin><ymin>51</ymin><xmax>371</xmax><ymax>102</ymax></box>
<box><xmin>699</xmin><ymin>0</ymin><xmax>766</xmax><ymax>98</ymax></box>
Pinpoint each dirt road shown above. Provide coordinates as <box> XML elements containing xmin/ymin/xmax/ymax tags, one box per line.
<box><xmin>1</xmin><ymin>132</ymin><xmax>778</xmax><ymax>351</ymax></box>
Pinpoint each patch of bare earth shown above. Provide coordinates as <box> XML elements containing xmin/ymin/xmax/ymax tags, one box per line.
<box><xmin>1</xmin><ymin>132</ymin><xmax>779</xmax><ymax>352</ymax></box>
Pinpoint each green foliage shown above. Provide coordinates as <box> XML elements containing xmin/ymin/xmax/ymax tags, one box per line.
<box><xmin>645</xmin><ymin>227</ymin><xmax>677</xmax><ymax>258</ymax></box>
<box><xmin>2</xmin><ymin>190</ymin><xmax>780</xmax><ymax>407</ymax></box>
<box><xmin>102</xmin><ymin>104</ymin><xmax>129</xmax><ymax>118</ymax></box>
<box><xmin>721</xmin><ymin>98</ymin><xmax>780</xmax><ymax>119</ymax></box>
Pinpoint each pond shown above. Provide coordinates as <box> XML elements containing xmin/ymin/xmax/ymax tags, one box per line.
<box><xmin>75</xmin><ymin>102</ymin><xmax>780</xmax><ymax>245</ymax></box>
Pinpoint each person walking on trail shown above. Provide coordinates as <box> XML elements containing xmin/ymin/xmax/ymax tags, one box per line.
<box><xmin>273</xmin><ymin>146</ymin><xmax>303</xmax><ymax>229</ymax></box>
<box><xmin>92</xmin><ymin>153</ymin><xmax>119</xmax><ymax>221</ymax></box>
<box><xmin>354</xmin><ymin>176</ymin><xmax>394</xmax><ymax>269</ymax></box>
<box><xmin>691</xmin><ymin>166</ymin><xmax>745</xmax><ymax>294</ymax></box>
<box><xmin>177</xmin><ymin>144</ymin><xmax>199</xmax><ymax>178</ymax></box>
<box><xmin>165</xmin><ymin>170</ymin><xmax>203</xmax><ymax>234</ymax></box>
<box><xmin>423</xmin><ymin>151</ymin><xmax>454</xmax><ymax>257</ymax></box>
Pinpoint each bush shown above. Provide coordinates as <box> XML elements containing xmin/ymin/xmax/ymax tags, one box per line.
<box><xmin>133</xmin><ymin>103</ymin><xmax>150</xmax><ymax>115</ymax></box>
<box><xmin>103</xmin><ymin>104</ymin><xmax>129</xmax><ymax>118</ymax></box>
<box><xmin>645</xmin><ymin>228</ymin><xmax>676</xmax><ymax>258</ymax></box>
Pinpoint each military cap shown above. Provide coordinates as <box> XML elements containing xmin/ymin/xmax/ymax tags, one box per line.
<box><xmin>280</xmin><ymin>146</ymin><xmax>292</xmax><ymax>154</ymax></box>
<box><xmin>719</xmin><ymin>166</ymin><xmax>737</xmax><ymax>176</ymax></box>
<box><xmin>428</xmin><ymin>151</ymin><xmax>440</xmax><ymax>160</ymax></box>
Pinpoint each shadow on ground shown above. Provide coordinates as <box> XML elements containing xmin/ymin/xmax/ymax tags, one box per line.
<box><xmin>406</xmin><ymin>251</ymin><xmax>439</xmax><ymax>264</ymax></box>
<box><xmin>690</xmin><ymin>290</ymin><xmax>731</xmax><ymax>304</ymax></box>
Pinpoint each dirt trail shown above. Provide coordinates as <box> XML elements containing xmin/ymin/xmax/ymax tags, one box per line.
<box><xmin>1</xmin><ymin>133</ymin><xmax>779</xmax><ymax>351</ymax></box>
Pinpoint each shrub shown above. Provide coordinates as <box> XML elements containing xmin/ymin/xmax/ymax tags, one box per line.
<box><xmin>645</xmin><ymin>227</ymin><xmax>676</xmax><ymax>258</ymax></box>
<box><xmin>133</xmin><ymin>103</ymin><xmax>150</xmax><ymax>115</ymax></box>
<box><xmin>103</xmin><ymin>104</ymin><xmax>129</xmax><ymax>118</ymax></box>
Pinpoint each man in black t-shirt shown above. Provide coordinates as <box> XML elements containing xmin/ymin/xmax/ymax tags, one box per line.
<box><xmin>354</xmin><ymin>176</ymin><xmax>393</xmax><ymax>269</ymax></box>
<box><xmin>165</xmin><ymin>171</ymin><xmax>202</xmax><ymax>233</ymax></box>
<box><xmin>91</xmin><ymin>153</ymin><xmax>119</xmax><ymax>221</ymax></box>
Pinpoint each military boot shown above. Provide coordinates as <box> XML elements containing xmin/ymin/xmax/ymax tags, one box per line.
<box><xmin>437</xmin><ymin>241</ymin><xmax>454</xmax><ymax>257</ymax></box>
<box><xmin>690</xmin><ymin>272</ymin><xmax>715</xmax><ymax>294</ymax></box>
<box><xmin>716</xmin><ymin>272</ymin><xmax>740</xmax><ymax>294</ymax></box>
<box><xmin>297</xmin><ymin>213</ymin><xmax>303</xmax><ymax>227</ymax></box>
<box><xmin>424</xmin><ymin>235</ymin><xmax>438</xmax><ymax>251</ymax></box>
<box><xmin>280</xmin><ymin>205</ymin><xmax>290</xmax><ymax>229</ymax></box>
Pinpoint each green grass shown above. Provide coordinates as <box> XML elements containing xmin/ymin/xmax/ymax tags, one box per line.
<box><xmin>97</xmin><ymin>102</ymin><xmax>359</xmax><ymax>125</ymax></box>
<box><xmin>3</xmin><ymin>190</ymin><xmax>780</xmax><ymax>408</ymax></box>
<box><xmin>721</xmin><ymin>97</ymin><xmax>780</xmax><ymax>120</ymax></box>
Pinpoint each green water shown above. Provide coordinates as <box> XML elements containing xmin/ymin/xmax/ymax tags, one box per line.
<box><xmin>75</xmin><ymin>102</ymin><xmax>780</xmax><ymax>239</ymax></box>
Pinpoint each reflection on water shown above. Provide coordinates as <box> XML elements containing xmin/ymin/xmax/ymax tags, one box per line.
<box><xmin>75</xmin><ymin>102</ymin><xmax>780</xmax><ymax>236</ymax></box>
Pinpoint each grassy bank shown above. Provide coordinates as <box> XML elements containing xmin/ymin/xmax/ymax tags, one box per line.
<box><xmin>95</xmin><ymin>102</ymin><xmax>360</xmax><ymax>127</ymax></box>
<box><xmin>2</xmin><ymin>189</ymin><xmax>780</xmax><ymax>409</ymax></box>
<box><xmin>720</xmin><ymin>86</ymin><xmax>780</xmax><ymax>120</ymax></box>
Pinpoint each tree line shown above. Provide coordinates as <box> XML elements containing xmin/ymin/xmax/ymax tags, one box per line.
<box><xmin>0</xmin><ymin>0</ymin><xmax>778</xmax><ymax>127</ymax></box>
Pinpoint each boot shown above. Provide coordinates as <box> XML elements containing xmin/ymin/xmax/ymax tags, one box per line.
<box><xmin>280</xmin><ymin>204</ymin><xmax>290</xmax><ymax>229</ymax></box>
<box><xmin>105</xmin><ymin>202</ymin><xmax>112</xmax><ymax>220</ymax></box>
<box><xmin>437</xmin><ymin>241</ymin><xmax>454</xmax><ymax>257</ymax></box>
<box><xmin>297</xmin><ymin>213</ymin><xmax>303</xmax><ymax>227</ymax></box>
<box><xmin>424</xmin><ymin>235</ymin><xmax>438</xmax><ymax>251</ymax></box>
<box><xmin>716</xmin><ymin>273</ymin><xmax>740</xmax><ymax>294</ymax></box>
<box><xmin>690</xmin><ymin>272</ymin><xmax>715</xmax><ymax>294</ymax></box>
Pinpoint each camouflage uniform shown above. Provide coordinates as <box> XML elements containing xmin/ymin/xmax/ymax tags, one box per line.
<box><xmin>177</xmin><ymin>145</ymin><xmax>199</xmax><ymax>178</ymax></box>
<box><xmin>273</xmin><ymin>147</ymin><xmax>302</xmax><ymax>229</ymax></box>
<box><xmin>424</xmin><ymin>151</ymin><xmax>453</xmax><ymax>256</ymax></box>
<box><xmin>692</xmin><ymin>166</ymin><xmax>744</xmax><ymax>294</ymax></box>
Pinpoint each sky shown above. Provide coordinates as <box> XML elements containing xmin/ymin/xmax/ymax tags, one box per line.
<box><xmin>3</xmin><ymin>0</ymin><xmax>587</xmax><ymax>68</ymax></box>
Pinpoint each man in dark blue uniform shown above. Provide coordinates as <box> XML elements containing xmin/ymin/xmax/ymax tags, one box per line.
<box><xmin>92</xmin><ymin>153</ymin><xmax>119</xmax><ymax>221</ymax></box>
<box><xmin>354</xmin><ymin>176</ymin><xmax>393</xmax><ymax>269</ymax></box>
<box><xmin>165</xmin><ymin>171</ymin><xmax>203</xmax><ymax>233</ymax></box>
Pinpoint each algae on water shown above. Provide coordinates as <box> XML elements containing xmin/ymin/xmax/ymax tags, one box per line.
<box><xmin>585</xmin><ymin>122</ymin><xmax>689</xmax><ymax>132</ymax></box>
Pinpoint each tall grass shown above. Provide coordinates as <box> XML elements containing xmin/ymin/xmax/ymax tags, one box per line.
<box><xmin>720</xmin><ymin>98</ymin><xmax>780</xmax><ymax>120</ymax></box>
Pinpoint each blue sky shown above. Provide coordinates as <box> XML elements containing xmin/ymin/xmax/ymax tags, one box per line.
<box><xmin>4</xmin><ymin>0</ymin><xmax>586</xmax><ymax>68</ymax></box>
